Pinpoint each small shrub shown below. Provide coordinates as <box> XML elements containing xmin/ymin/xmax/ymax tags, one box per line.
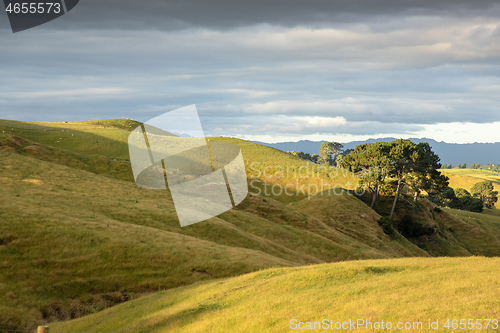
<box><xmin>378</xmin><ymin>216</ymin><xmax>395</xmax><ymax>236</ymax></box>
<box><xmin>396</xmin><ymin>214</ymin><xmax>434</xmax><ymax>238</ymax></box>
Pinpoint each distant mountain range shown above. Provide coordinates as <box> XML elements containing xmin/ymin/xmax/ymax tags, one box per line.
<box><xmin>252</xmin><ymin>138</ymin><xmax>500</xmax><ymax>166</ymax></box>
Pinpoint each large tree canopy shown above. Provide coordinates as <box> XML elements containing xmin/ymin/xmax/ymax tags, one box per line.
<box><xmin>406</xmin><ymin>142</ymin><xmax>449</xmax><ymax>202</ymax></box>
<box><xmin>386</xmin><ymin>139</ymin><xmax>422</xmax><ymax>220</ymax></box>
<box><xmin>319</xmin><ymin>142</ymin><xmax>343</xmax><ymax>166</ymax></box>
<box><xmin>341</xmin><ymin>142</ymin><xmax>391</xmax><ymax>209</ymax></box>
<box><xmin>343</xmin><ymin>139</ymin><xmax>447</xmax><ymax>220</ymax></box>
<box><xmin>471</xmin><ymin>180</ymin><xmax>498</xmax><ymax>209</ymax></box>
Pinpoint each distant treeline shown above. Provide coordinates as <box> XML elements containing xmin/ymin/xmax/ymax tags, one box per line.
<box><xmin>428</xmin><ymin>181</ymin><xmax>498</xmax><ymax>213</ymax></box>
<box><xmin>441</xmin><ymin>163</ymin><xmax>500</xmax><ymax>171</ymax></box>
<box><xmin>288</xmin><ymin>142</ymin><xmax>353</xmax><ymax>166</ymax></box>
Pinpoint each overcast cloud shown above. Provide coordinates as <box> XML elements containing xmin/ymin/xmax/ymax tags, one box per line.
<box><xmin>1</xmin><ymin>0</ymin><xmax>499</xmax><ymax>143</ymax></box>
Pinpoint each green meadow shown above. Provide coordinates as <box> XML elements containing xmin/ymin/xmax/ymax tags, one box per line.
<box><xmin>51</xmin><ymin>257</ymin><xmax>500</xmax><ymax>333</ymax></box>
<box><xmin>1</xmin><ymin>119</ymin><xmax>499</xmax><ymax>331</ymax></box>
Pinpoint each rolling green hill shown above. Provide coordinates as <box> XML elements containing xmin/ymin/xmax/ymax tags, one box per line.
<box><xmin>51</xmin><ymin>257</ymin><xmax>500</xmax><ymax>333</ymax></box>
<box><xmin>1</xmin><ymin>119</ymin><xmax>500</xmax><ymax>331</ymax></box>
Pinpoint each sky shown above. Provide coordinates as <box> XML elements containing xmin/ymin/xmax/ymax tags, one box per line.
<box><xmin>1</xmin><ymin>0</ymin><xmax>500</xmax><ymax>143</ymax></box>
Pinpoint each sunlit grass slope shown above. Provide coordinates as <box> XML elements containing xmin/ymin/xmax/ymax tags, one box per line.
<box><xmin>0</xmin><ymin>148</ymin><xmax>444</xmax><ymax>326</ymax></box>
<box><xmin>0</xmin><ymin>118</ymin><xmax>326</xmax><ymax>174</ymax></box>
<box><xmin>0</xmin><ymin>148</ymin><xmax>427</xmax><ymax>330</ymax></box>
<box><xmin>1</xmin><ymin>118</ymin><xmax>500</xmax><ymax>331</ymax></box>
<box><xmin>52</xmin><ymin>257</ymin><xmax>500</xmax><ymax>333</ymax></box>
<box><xmin>0</xmin><ymin>152</ymin><xmax>293</xmax><ymax>330</ymax></box>
<box><xmin>0</xmin><ymin>119</ymin><xmax>358</xmax><ymax>201</ymax></box>
<box><xmin>441</xmin><ymin>168</ymin><xmax>500</xmax><ymax>185</ymax></box>
<box><xmin>443</xmin><ymin>208</ymin><xmax>500</xmax><ymax>256</ymax></box>
<box><xmin>0</xmin><ymin>118</ymin><xmax>138</xmax><ymax>159</ymax></box>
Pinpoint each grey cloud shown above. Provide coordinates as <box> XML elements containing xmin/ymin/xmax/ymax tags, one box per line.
<box><xmin>201</xmin><ymin>114</ymin><xmax>424</xmax><ymax>137</ymax></box>
<box><xmin>12</xmin><ymin>0</ymin><xmax>500</xmax><ymax>31</ymax></box>
<box><xmin>1</xmin><ymin>1</ymin><xmax>500</xmax><ymax>141</ymax></box>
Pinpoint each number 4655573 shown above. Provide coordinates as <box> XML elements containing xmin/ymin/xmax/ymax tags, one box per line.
<box><xmin>5</xmin><ymin>2</ymin><xmax>62</xmax><ymax>14</ymax></box>
<box><xmin>444</xmin><ymin>319</ymin><xmax>499</xmax><ymax>330</ymax></box>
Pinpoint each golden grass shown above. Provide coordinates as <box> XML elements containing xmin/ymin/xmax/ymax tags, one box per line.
<box><xmin>0</xmin><ymin>151</ymin><xmax>429</xmax><ymax>331</ymax></box>
<box><xmin>441</xmin><ymin>169</ymin><xmax>500</xmax><ymax>191</ymax></box>
<box><xmin>52</xmin><ymin>257</ymin><xmax>500</xmax><ymax>333</ymax></box>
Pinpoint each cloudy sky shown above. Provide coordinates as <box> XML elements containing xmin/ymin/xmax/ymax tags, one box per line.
<box><xmin>1</xmin><ymin>0</ymin><xmax>500</xmax><ymax>143</ymax></box>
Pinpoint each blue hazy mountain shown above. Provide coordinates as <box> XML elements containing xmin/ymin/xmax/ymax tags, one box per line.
<box><xmin>251</xmin><ymin>138</ymin><xmax>500</xmax><ymax>166</ymax></box>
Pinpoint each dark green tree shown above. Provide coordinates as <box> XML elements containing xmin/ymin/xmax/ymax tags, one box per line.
<box><xmin>288</xmin><ymin>151</ymin><xmax>316</xmax><ymax>163</ymax></box>
<box><xmin>428</xmin><ymin>186</ymin><xmax>456</xmax><ymax>207</ymax></box>
<box><xmin>429</xmin><ymin>186</ymin><xmax>483</xmax><ymax>212</ymax></box>
<box><xmin>450</xmin><ymin>195</ymin><xmax>484</xmax><ymax>212</ymax></box>
<box><xmin>470</xmin><ymin>181</ymin><xmax>498</xmax><ymax>208</ymax></box>
<box><xmin>386</xmin><ymin>139</ymin><xmax>424</xmax><ymax>220</ymax></box>
<box><xmin>405</xmin><ymin>142</ymin><xmax>449</xmax><ymax>202</ymax></box>
<box><xmin>454</xmin><ymin>188</ymin><xmax>470</xmax><ymax>198</ymax></box>
<box><xmin>341</xmin><ymin>142</ymin><xmax>391</xmax><ymax>209</ymax></box>
<box><xmin>319</xmin><ymin>142</ymin><xmax>343</xmax><ymax>165</ymax></box>
<box><xmin>335</xmin><ymin>148</ymin><xmax>354</xmax><ymax>167</ymax></box>
<box><xmin>386</xmin><ymin>140</ymin><xmax>445</xmax><ymax>220</ymax></box>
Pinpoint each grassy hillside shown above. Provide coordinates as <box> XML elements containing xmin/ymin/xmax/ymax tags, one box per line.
<box><xmin>0</xmin><ymin>118</ymin><xmax>139</xmax><ymax>159</ymax></box>
<box><xmin>441</xmin><ymin>168</ymin><xmax>500</xmax><ymax>186</ymax></box>
<box><xmin>353</xmin><ymin>189</ymin><xmax>500</xmax><ymax>257</ymax></box>
<box><xmin>0</xmin><ymin>119</ymin><xmax>358</xmax><ymax>202</ymax></box>
<box><xmin>0</xmin><ymin>151</ymin><xmax>430</xmax><ymax>331</ymax></box>
<box><xmin>1</xmin><ymin>119</ymin><xmax>500</xmax><ymax>331</ymax></box>
<box><xmin>52</xmin><ymin>257</ymin><xmax>500</xmax><ymax>333</ymax></box>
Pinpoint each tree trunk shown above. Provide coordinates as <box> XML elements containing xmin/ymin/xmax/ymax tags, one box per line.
<box><xmin>389</xmin><ymin>180</ymin><xmax>402</xmax><ymax>221</ymax></box>
<box><xmin>370</xmin><ymin>187</ymin><xmax>379</xmax><ymax>209</ymax></box>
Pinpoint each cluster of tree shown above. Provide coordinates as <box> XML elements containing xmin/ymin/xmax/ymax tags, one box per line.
<box><xmin>471</xmin><ymin>180</ymin><xmax>498</xmax><ymax>208</ymax></box>
<box><xmin>287</xmin><ymin>151</ymin><xmax>320</xmax><ymax>163</ymax></box>
<box><xmin>341</xmin><ymin>139</ymin><xmax>447</xmax><ymax>220</ymax></box>
<box><xmin>319</xmin><ymin>142</ymin><xmax>342</xmax><ymax>165</ymax></box>
<box><xmin>429</xmin><ymin>187</ymin><xmax>483</xmax><ymax>212</ymax></box>
<box><xmin>441</xmin><ymin>163</ymin><xmax>483</xmax><ymax>169</ymax></box>
<box><xmin>441</xmin><ymin>163</ymin><xmax>465</xmax><ymax>169</ymax></box>
<box><xmin>288</xmin><ymin>141</ymin><xmax>353</xmax><ymax>166</ymax></box>
<box><xmin>429</xmin><ymin>180</ymin><xmax>498</xmax><ymax>212</ymax></box>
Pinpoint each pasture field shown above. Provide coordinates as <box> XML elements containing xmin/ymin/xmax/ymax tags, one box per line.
<box><xmin>52</xmin><ymin>257</ymin><xmax>500</xmax><ymax>333</ymax></box>
<box><xmin>440</xmin><ymin>169</ymin><xmax>500</xmax><ymax>194</ymax></box>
